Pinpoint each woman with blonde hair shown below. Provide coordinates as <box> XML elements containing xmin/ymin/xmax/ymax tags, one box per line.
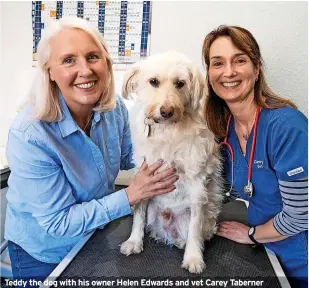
<box><xmin>5</xmin><ymin>17</ymin><xmax>178</xmax><ymax>285</ymax></box>
<box><xmin>203</xmin><ymin>25</ymin><xmax>307</xmax><ymax>288</ymax></box>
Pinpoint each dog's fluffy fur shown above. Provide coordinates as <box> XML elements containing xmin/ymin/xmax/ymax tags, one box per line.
<box><xmin>120</xmin><ymin>51</ymin><xmax>223</xmax><ymax>273</ymax></box>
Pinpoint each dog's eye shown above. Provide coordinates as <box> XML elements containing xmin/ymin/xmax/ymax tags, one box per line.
<box><xmin>175</xmin><ymin>80</ymin><xmax>185</xmax><ymax>89</ymax></box>
<box><xmin>149</xmin><ymin>78</ymin><xmax>160</xmax><ymax>87</ymax></box>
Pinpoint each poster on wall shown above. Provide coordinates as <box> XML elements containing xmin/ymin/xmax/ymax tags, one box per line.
<box><xmin>31</xmin><ymin>1</ymin><xmax>151</xmax><ymax>69</ymax></box>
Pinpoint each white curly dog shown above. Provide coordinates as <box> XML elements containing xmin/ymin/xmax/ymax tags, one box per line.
<box><xmin>120</xmin><ymin>51</ymin><xmax>223</xmax><ymax>273</ymax></box>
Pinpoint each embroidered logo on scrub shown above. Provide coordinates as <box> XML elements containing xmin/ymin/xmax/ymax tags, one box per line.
<box><xmin>287</xmin><ymin>167</ymin><xmax>304</xmax><ymax>176</ymax></box>
<box><xmin>254</xmin><ymin>160</ymin><xmax>263</xmax><ymax>168</ymax></box>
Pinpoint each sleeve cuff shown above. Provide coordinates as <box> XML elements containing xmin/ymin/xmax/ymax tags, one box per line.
<box><xmin>272</xmin><ymin>217</ymin><xmax>286</xmax><ymax>236</ymax></box>
<box><xmin>101</xmin><ymin>189</ymin><xmax>131</xmax><ymax>221</ymax></box>
<box><xmin>273</xmin><ymin>214</ymin><xmax>294</xmax><ymax>236</ymax></box>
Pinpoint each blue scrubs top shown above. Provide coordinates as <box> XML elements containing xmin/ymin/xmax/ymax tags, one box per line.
<box><xmin>223</xmin><ymin>106</ymin><xmax>308</xmax><ymax>282</ymax></box>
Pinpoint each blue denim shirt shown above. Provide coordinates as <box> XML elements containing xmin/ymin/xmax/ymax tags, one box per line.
<box><xmin>5</xmin><ymin>93</ymin><xmax>134</xmax><ymax>263</ymax></box>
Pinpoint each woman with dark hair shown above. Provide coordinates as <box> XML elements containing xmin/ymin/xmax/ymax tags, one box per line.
<box><xmin>202</xmin><ymin>25</ymin><xmax>307</xmax><ymax>288</ymax></box>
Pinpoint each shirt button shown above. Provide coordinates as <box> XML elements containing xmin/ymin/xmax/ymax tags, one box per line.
<box><xmin>100</xmin><ymin>164</ymin><xmax>104</xmax><ymax>169</ymax></box>
<box><xmin>104</xmin><ymin>183</ymin><xmax>108</xmax><ymax>188</ymax></box>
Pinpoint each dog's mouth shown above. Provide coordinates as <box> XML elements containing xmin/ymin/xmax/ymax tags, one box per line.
<box><xmin>145</xmin><ymin>117</ymin><xmax>165</xmax><ymax>124</ymax></box>
<box><xmin>146</xmin><ymin>116</ymin><xmax>178</xmax><ymax>124</ymax></box>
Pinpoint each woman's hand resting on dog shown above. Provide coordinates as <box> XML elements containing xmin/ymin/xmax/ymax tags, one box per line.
<box><xmin>217</xmin><ymin>221</ymin><xmax>253</xmax><ymax>244</ymax></box>
<box><xmin>125</xmin><ymin>159</ymin><xmax>178</xmax><ymax>206</ymax></box>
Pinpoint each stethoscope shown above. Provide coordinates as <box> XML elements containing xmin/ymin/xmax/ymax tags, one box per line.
<box><xmin>220</xmin><ymin>106</ymin><xmax>262</xmax><ymax>198</ymax></box>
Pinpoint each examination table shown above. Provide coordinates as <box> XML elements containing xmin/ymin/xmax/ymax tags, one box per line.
<box><xmin>45</xmin><ymin>199</ymin><xmax>289</xmax><ymax>288</ymax></box>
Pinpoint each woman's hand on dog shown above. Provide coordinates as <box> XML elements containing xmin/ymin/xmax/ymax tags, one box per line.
<box><xmin>125</xmin><ymin>159</ymin><xmax>178</xmax><ymax>206</ymax></box>
<box><xmin>216</xmin><ymin>221</ymin><xmax>253</xmax><ymax>244</ymax></box>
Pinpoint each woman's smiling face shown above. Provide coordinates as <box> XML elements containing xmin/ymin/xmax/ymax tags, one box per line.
<box><xmin>48</xmin><ymin>28</ymin><xmax>108</xmax><ymax>112</ymax></box>
<box><xmin>208</xmin><ymin>36</ymin><xmax>259</xmax><ymax>104</ymax></box>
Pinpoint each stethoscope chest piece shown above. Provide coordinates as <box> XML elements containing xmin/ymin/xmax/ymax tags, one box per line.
<box><xmin>244</xmin><ymin>181</ymin><xmax>253</xmax><ymax>197</ymax></box>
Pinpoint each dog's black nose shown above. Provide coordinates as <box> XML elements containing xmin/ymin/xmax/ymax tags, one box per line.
<box><xmin>160</xmin><ymin>106</ymin><xmax>174</xmax><ymax>118</ymax></box>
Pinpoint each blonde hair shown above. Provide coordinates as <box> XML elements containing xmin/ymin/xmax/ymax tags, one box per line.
<box><xmin>29</xmin><ymin>16</ymin><xmax>116</xmax><ymax>122</ymax></box>
<box><xmin>202</xmin><ymin>25</ymin><xmax>297</xmax><ymax>138</ymax></box>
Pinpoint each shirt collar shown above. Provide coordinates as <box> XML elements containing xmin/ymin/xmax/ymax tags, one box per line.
<box><xmin>57</xmin><ymin>92</ymin><xmax>79</xmax><ymax>138</ymax></box>
<box><xmin>93</xmin><ymin>110</ymin><xmax>101</xmax><ymax>123</ymax></box>
<box><xmin>57</xmin><ymin>92</ymin><xmax>102</xmax><ymax>138</ymax></box>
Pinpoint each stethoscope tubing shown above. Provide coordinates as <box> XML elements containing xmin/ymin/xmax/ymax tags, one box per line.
<box><xmin>220</xmin><ymin>106</ymin><xmax>262</xmax><ymax>196</ymax></box>
<box><xmin>248</xmin><ymin>107</ymin><xmax>261</xmax><ymax>181</ymax></box>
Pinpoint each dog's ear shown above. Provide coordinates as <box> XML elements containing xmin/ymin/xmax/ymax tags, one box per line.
<box><xmin>122</xmin><ymin>64</ymin><xmax>141</xmax><ymax>99</ymax></box>
<box><xmin>189</xmin><ymin>66</ymin><xmax>206</xmax><ymax>111</ymax></box>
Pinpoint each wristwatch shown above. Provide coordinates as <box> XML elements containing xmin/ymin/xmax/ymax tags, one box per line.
<box><xmin>248</xmin><ymin>226</ymin><xmax>260</xmax><ymax>245</ymax></box>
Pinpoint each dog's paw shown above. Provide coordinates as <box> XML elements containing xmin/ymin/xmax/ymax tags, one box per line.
<box><xmin>181</xmin><ymin>256</ymin><xmax>206</xmax><ymax>274</ymax></box>
<box><xmin>120</xmin><ymin>240</ymin><xmax>143</xmax><ymax>256</ymax></box>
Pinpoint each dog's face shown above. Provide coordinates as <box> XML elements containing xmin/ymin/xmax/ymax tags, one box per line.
<box><xmin>122</xmin><ymin>51</ymin><xmax>205</xmax><ymax>124</ymax></box>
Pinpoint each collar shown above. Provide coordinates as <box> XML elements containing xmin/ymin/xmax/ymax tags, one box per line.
<box><xmin>57</xmin><ymin>92</ymin><xmax>101</xmax><ymax>138</ymax></box>
<box><xmin>93</xmin><ymin>110</ymin><xmax>101</xmax><ymax>123</ymax></box>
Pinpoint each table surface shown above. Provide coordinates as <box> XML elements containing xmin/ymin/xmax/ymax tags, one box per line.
<box><xmin>53</xmin><ymin>201</ymin><xmax>282</xmax><ymax>288</ymax></box>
